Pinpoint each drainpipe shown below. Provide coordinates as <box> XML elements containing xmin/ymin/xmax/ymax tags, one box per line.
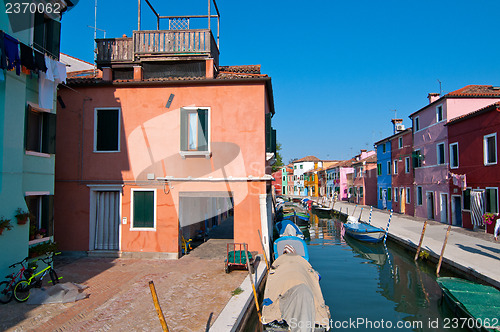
<box><xmin>259</xmin><ymin>194</ymin><xmax>270</xmax><ymax>258</ymax></box>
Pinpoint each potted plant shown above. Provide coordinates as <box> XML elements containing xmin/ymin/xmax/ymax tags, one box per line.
<box><xmin>14</xmin><ymin>208</ymin><xmax>30</xmax><ymax>225</ymax></box>
<box><xmin>29</xmin><ymin>241</ymin><xmax>57</xmax><ymax>258</ymax></box>
<box><xmin>0</xmin><ymin>217</ymin><xmax>13</xmax><ymax>235</ymax></box>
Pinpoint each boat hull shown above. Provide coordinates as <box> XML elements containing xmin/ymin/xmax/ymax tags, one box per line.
<box><xmin>343</xmin><ymin>222</ymin><xmax>385</xmax><ymax>243</ymax></box>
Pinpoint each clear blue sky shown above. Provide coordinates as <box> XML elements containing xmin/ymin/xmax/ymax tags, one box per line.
<box><xmin>61</xmin><ymin>0</ymin><xmax>500</xmax><ymax>164</ymax></box>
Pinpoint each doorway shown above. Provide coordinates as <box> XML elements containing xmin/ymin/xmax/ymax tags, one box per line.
<box><xmin>426</xmin><ymin>192</ymin><xmax>434</xmax><ymax>220</ymax></box>
<box><xmin>92</xmin><ymin>191</ymin><xmax>121</xmax><ymax>250</ymax></box>
<box><xmin>440</xmin><ymin>193</ymin><xmax>449</xmax><ymax>224</ymax></box>
<box><xmin>451</xmin><ymin>195</ymin><xmax>462</xmax><ymax>227</ymax></box>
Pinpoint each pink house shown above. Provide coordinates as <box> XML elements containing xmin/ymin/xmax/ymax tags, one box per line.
<box><xmin>351</xmin><ymin>151</ymin><xmax>377</xmax><ymax>206</ymax></box>
<box><xmin>410</xmin><ymin>86</ymin><xmax>500</xmax><ymax>223</ymax></box>
<box><xmin>326</xmin><ymin>159</ymin><xmax>354</xmax><ymax>201</ymax></box>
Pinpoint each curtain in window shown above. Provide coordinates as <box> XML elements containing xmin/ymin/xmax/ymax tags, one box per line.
<box><xmin>471</xmin><ymin>191</ymin><xmax>485</xmax><ymax>227</ymax></box>
<box><xmin>95</xmin><ymin>191</ymin><xmax>120</xmax><ymax>250</ymax></box>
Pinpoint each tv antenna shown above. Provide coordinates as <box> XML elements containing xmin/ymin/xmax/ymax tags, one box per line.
<box><xmin>437</xmin><ymin>79</ymin><xmax>442</xmax><ymax>95</ymax></box>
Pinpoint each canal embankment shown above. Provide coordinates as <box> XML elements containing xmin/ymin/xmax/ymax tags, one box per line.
<box><xmin>334</xmin><ymin>201</ymin><xmax>500</xmax><ymax>289</ymax></box>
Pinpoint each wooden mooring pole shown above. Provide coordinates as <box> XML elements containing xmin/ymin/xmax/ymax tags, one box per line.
<box><xmin>149</xmin><ymin>281</ymin><xmax>170</xmax><ymax>332</ymax></box>
<box><xmin>414</xmin><ymin>220</ymin><xmax>428</xmax><ymax>261</ymax></box>
<box><xmin>244</xmin><ymin>244</ymin><xmax>262</xmax><ymax>324</ymax></box>
<box><xmin>436</xmin><ymin>225</ymin><xmax>452</xmax><ymax>275</ymax></box>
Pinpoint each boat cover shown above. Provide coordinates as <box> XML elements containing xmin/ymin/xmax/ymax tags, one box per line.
<box><xmin>274</xmin><ymin>236</ymin><xmax>309</xmax><ymax>261</ymax></box>
<box><xmin>277</xmin><ymin>220</ymin><xmax>304</xmax><ymax>238</ymax></box>
<box><xmin>262</xmin><ymin>254</ymin><xmax>330</xmax><ymax>331</ymax></box>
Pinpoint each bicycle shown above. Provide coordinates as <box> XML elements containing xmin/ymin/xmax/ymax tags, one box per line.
<box><xmin>13</xmin><ymin>252</ymin><xmax>62</xmax><ymax>302</ymax></box>
<box><xmin>0</xmin><ymin>257</ymin><xmax>34</xmax><ymax>304</ymax></box>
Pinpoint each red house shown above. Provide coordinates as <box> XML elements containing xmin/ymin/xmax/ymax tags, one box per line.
<box><xmin>446</xmin><ymin>102</ymin><xmax>500</xmax><ymax>234</ymax></box>
<box><xmin>272</xmin><ymin>169</ymin><xmax>283</xmax><ymax>196</ymax></box>
<box><xmin>390</xmin><ymin>128</ymin><xmax>414</xmax><ymax>216</ymax></box>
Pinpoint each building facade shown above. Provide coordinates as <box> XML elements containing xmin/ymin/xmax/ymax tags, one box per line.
<box><xmin>292</xmin><ymin>156</ymin><xmax>321</xmax><ymax>196</ymax></box>
<box><xmin>351</xmin><ymin>151</ymin><xmax>377</xmax><ymax>206</ymax></box>
<box><xmin>391</xmin><ymin>128</ymin><xmax>414</xmax><ymax>216</ymax></box>
<box><xmin>375</xmin><ymin>138</ymin><xmax>393</xmax><ymax>210</ymax></box>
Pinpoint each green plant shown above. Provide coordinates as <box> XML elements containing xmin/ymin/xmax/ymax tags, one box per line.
<box><xmin>483</xmin><ymin>213</ymin><xmax>497</xmax><ymax>225</ymax></box>
<box><xmin>419</xmin><ymin>250</ymin><xmax>429</xmax><ymax>260</ymax></box>
<box><xmin>0</xmin><ymin>217</ymin><xmax>13</xmax><ymax>235</ymax></box>
<box><xmin>231</xmin><ymin>287</ymin><xmax>243</xmax><ymax>296</ymax></box>
<box><xmin>14</xmin><ymin>208</ymin><xmax>30</xmax><ymax>225</ymax></box>
<box><xmin>29</xmin><ymin>241</ymin><xmax>57</xmax><ymax>258</ymax></box>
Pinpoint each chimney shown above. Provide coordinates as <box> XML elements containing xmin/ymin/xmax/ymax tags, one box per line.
<box><xmin>428</xmin><ymin>93</ymin><xmax>440</xmax><ymax>104</ymax></box>
<box><xmin>391</xmin><ymin>118</ymin><xmax>404</xmax><ymax>134</ymax></box>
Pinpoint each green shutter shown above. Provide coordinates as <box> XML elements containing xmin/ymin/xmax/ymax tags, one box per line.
<box><xmin>46</xmin><ymin>19</ymin><xmax>61</xmax><ymax>59</ymax></box>
<box><xmin>42</xmin><ymin>112</ymin><xmax>57</xmax><ymax>154</ymax></box>
<box><xmin>133</xmin><ymin>191</ymin><xmax>154</xmax><ymax>228</ymax></box>
<box><xmin>265</xmin><ymin>113</ymin><xmax>271</xmax><ymax>153</ymax></box>
<box><xmin>180</xmin><ymin>109</ymin><xmax>188</xmax><ymax>151</ymax></box>
<box><xmin>197</xmin><ymin>109</ymin><xmax>208</xmax><ymax>151</ymax></box>
<box><xmin>41</xmin><ymin>195</ymin><xmax>54</xmax><ymax>237</ymax></box>
<box><xmin>271</xmin><ymin>128</ymin><xmax>276</xmax><ymax>154</ymax></box>
<box><xmin>33</xmin><ymin>13</ymin><xmax>44</xmax><ymax>51</ymax></box>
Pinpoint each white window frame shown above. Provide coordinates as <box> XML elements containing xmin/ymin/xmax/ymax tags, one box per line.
<box><xmin>130</xmin><ymin>188</ymin><xmax>157</xmax><ymax>231</ymax></box>
<box><xmin>414</xmin><ymin>116</ymin><xmax>420</xmax><ymax>132</ymax></box>
<box><xmin>393</xmin><ymin>160</ymin><xmax>398</xmax><ymax>174</ymax></box>
<box><xmin>437</xmin><ymin>142</ymin><xmax>446</xmax><ymax>165</ymax></box>
<box><xmin>416</xmin><ymin>186</ymin><xmax>423</xmax><ymax>206</ymax></box>
<box><xmin>436</xmin><ymin>105</ymin><xmax>444</xmax><ymax>122</ymax></box>
<box><xmin>94</xmin><ymin>107</ymin><xmax>121</xmax><ymax>153</ymax></box>
<box><xmin>449</xmin><ymin>142</ymin><xmax>459</xmax><ymax>169</ymax></box>
<box><xmin>406</xmin><ymin>187</ymin><xmax>411</xmax><ymax>204</ymax></box>
<box><xmin>394</xmin><ymin>187</ymin><xmax>398</xmax><ymax>202</ymax></box>
<box><xmin>180</xmin><ymin>107</ymin><xmax>211</xmax><ymax>158</ymax></box>
<box><xmin>405</xmin><ymin>157</ymin><xmax>410</xmax><ymax>173</ymax></box>
<box><xmin>483</xmin><ymin>133</ymin><xmax>497</xmax><ymax>166</ymax></box>
<box><xmin>398</xmin><ymin>137</ymin><xmax>403</xmax><ymax>149</ymax></box>
<box><xmin>485</xmin><ymin>187</ymin><xmax>499</xmax><ymax>214</ymax></box>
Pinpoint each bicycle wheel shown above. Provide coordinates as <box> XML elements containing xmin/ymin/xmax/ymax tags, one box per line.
<box><xmin>49</xmin><ymin>269</ymin><xmax>59</xmax><ymax>285</ymax></box>
<box><xmin>0</xmin><ymin>281</ymin><xmax>13</xmax><ymax>304</ymax></box>
<box><xmin>13</xmin><ymin>280</ymin><xmax>31</xmax><ymax>302</ymax></box>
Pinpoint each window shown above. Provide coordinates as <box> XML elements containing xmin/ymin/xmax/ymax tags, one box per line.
<box><xmin>34</xmin><ymin>12</ymin><xmax>61</xmax><ymax>59</ymax></box>
<box><xmin>300</xmin><ymin>175</ymin><xmax>303</xmax><ymax>180</ymax></box>
<box><xmin>484</xmin><ymin>133</ymin><xmax>497</xmax><ymax>165</ymax></box>
<box><xmin>437</xmin><ymin>143</ymin><xmax>445</xmax><ymax>165</ymax></box>
<box><xmin>379</xmin><ymin>188</ymin><xmax>383</xmax><ymax>200</ymax></box>
<box><xmin>463</xmin><ymin>189</ymin><xmax>471</xmax><ymax>210</ymax></box>
<box><xmin>283</xmin><ymin>176</ymin><xmax>286</xmax><ymax>181</ymax></box>
<box><xmin>406</xmin><ymin>187</ymin><xmax>411</xmax><ymax>204</ymax></box>
<box><xmin>436</xmin><ymin>105</ymin><xmax>443</xmax><ymax>122</ymax></box>
<box><xmin>413</xmin><ymin>149</ymin><xmax>422</xmax><ymax>168</ymax></box>
<box><xmin>387</xmin><ymin>161</ymin><xmax>391</xmax><ymax>175</ymax></box>
<box><xmin>398</xmin><ymin>137</ymin><xmax>403</xmax><ymax>149</ymax></box>
<box><xmin>387</xmin><ymin>187</ymin><xmax>392</xmax><ymax>201</ymax></box>
<box><xmin>417</xmin><ymin>186</ymin><xmax>423</xmax><ymax>205</ymax></box>
<box><xmin>485</xmin><ymin>188</ymin><xmax>498</xmax><ymax>213</ymax></box>
<box><xmin>95</xmin><ymin>108</ymin><xmax>120</xmax><ymax>152</ymax></box>
<box><xmin>180</xmin><ymin>107</ymin><xmax>209</xmax><ymax>156</ymax></box>
<box><xmin>377</xmin><ymin>163</ymin><xmax>382</xmax><ymax>176</ymax></box>
<box><xmin>25</xmin><ymin>105</ymin><xmax>56</xmax><ymax>154</ymax></box>
<box><xmin>405</xmin><ymin>157</ymin><xmax>410</xmax><ymax>173</ymax></box>
<box><xmin>394</xmin><ymin>187</ymin><xmax>398</xmax><ymax>202</ymax></box>
<box><xmin>382</xmin><ymin>144</ymin><xmax>386</xmax><ymax>153</ymax></box>
<box><xmin>131</xmin><ymin>189</ymin><xmax>156</xmax><ymax>229</ymax></box>
<box><xmin>414</xmin><ymin>116</ymin><xmax>420</xmax><ymax>131</ymax></box>
<box><xmin>26</xmin><ymin>194</ymin><xmax>54</xmax><ymax>238</ymax></box>
<box><xmin>294</xmin><ymin>165</ymin><xmax>297</xmax><ymax>169</ymax></box>
<box><xmin>359</xmin><ymin>186</ymin><xmax>364</xmax><ymax>197</ymax></box>
<box><xmin>450</xmin><ymin>142</ymin><xmax>459</xmax><ymax>169</ymax></box>
<box><xmin>393</xmin><ymin>160</ymin><xmax>398</xmax><ymax>174</ymax></box>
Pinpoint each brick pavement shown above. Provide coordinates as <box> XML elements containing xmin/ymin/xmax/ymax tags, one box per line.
<box><xmin>0</xmin><ymin>239</ymin><xmax>246</xmax><ymax>332</ymax></box>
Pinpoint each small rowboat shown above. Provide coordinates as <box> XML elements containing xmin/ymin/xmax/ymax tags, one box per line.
<box><xmin>343</xmin><ymin>221</ymin><xmax>386</xmax><ymax>243</ymax></box>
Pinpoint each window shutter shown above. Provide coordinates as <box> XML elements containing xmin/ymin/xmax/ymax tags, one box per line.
<box><xmin>46</xmin><ymin>19</ymin><xmax>61</xmax><ymax>59</ymax></box>
<box><xmin>41</xmin><ymin>195</ymin><xmax>54</xmax><ymax>237</ymax></box>
<box><xmin>42</xmin><ymin>112</ymin><xmax>57</xmax><ymax>154</ymax></box>
<box><xmin>180</xmin><ymin>109</ymin><xmax>188</xmax><ymax>151</ymax></box>
<box><xmin>33</xmin><ymin>13</ymin><xmax>45</xmax><ymax>51</ymax></box>
<box><xmin>134</xmin><ymin>191</ymin><xmax>154</xmax><ymax>228</ymax></box>
<box><xmin>271</xmin><ymin>128</ymin><xmax>276</xmax><ymax>154</ymax></box>
<box><xmin>197</xmin><ymin>108</ymin><xmax>208</xmax><ymax>151</ymax></box>
<box><xmin>265</xmin><ymin>113</ymin><xmax>271</xmax><ymax>152</ymax></box>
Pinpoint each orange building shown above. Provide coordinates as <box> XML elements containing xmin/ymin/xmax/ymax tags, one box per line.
<box><xmin>54</xmin><ymin>4</ymin><xmax>276</xmax><ymax>258</ymax></box>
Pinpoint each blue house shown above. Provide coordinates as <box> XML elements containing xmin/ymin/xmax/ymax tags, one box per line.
<box><xmin>374</xmin><ymin>139</ymin><xmax>392</xmax><ymax>210</ymax></box>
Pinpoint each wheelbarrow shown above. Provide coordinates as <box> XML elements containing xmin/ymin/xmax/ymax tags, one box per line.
<box><xmin>225</xmin><ymin>243</ymin><xmax>255</xmax><ymax>274</ymax></box>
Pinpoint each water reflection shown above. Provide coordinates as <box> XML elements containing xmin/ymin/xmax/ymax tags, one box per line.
<box><xmin>307</xmin><ymin>213</ymin><xmax>466</xmax><ymax>331</ymax></box>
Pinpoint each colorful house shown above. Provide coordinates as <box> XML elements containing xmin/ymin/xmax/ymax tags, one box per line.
<box><xmin>304</xmin><ymin>169</ymin><xmax>319</xmax><ymax>197</ymax></box>
<box><xmin>374</xmin><ymin>136</ymin><xmax>393</xmax><ymax>211</ymax></box>
<box><xmin>351</xmin><ymin>150</ymin><xmax>377</xmax><ymax>206</ymax></box>
<box><xmin>326</xmin><ymin>159</ymin><xmax>354</xmax><ymax>201</ymax></box>
<box><xmin>292</xmin><ymin>156</ymin><xmax>321</xmax><ymax>196</ymax></box>
<box><xmin>410</xmin><ymin>86</ymin><xmax>500</xmax><ymax>223</ymax></box>
<box><xmin>272</xmin><ymin>169</ymin><xmax>283</xmax><ymax>196</ymax></box>
<box><xmin>391</xmin><ymin>127</ymin><xmax>414</xmax><ymax>216</ymax></box>
<box><xmin>54</xmin><ymin>3</ymin><xmax>276</xmax><ymax>258</ymax></box>
<box><xmin>446</xmin><ymin>102</ymin><xmax>500</xmax><ymax>234</ymax></box>
<box><xmin>0</xmin><ymin>4</ymin><xmax>76</xmax><ymax>277</ymax></box>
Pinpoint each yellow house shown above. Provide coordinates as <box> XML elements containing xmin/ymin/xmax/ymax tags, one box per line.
<box><xmin>304</xmin><ymin>169</ymin><xmax>319</xmax><ymax>197</ymax></box>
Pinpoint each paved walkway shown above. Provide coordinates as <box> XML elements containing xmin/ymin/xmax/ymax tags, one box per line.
<box><xmin>0</xmin><ymin>218</ymin><xmax>245</xmax><ymax>332</ymax></box>
<box><xmin>334</xmin><ymin>201</ymin><xmax>500</xmax><ymax>288</ymax></box>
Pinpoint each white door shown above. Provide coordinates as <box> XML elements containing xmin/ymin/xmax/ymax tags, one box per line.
<box><xmin>94</xmin><ymin>191</ymin><xmax>120</xmax><ymax>250</ymax></box>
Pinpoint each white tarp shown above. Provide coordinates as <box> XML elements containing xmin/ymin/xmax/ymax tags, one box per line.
<box><xmin>26</xmin><ymin>283</ymin><xmax>89</xmax><ymax>305</ymax></box>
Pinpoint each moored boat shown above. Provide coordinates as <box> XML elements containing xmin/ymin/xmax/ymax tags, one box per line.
<box><xmin>437</xmin><ymin>277</ymin><xmax>500</xmax><ymax>332</ymax></box>
<box><xmin>343</xmin><ymin>221</ymin><xmax>385</xmax><ymax>243</ymax></box>
<box><xmin>262</xmin><ymin>254</ymin><xmax>331</xmax><ymax>331</ymax></box>
<box><xmin>276</xmin><ymin>220</ymin><xmax>304</xmax><ymax>239</ymax></box>
<box><xmin>273</xmin><ymin>236</ymin><xmax>309</xmax><ymax>262</ymax></box>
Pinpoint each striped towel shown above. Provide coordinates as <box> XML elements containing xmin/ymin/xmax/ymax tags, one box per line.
<box><xmin>471</xmin><ymin>191</ymin><xmax>484</xmax><ymax>226</ymax></box>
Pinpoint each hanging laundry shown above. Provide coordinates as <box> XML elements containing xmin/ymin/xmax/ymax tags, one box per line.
<box><xmin>20</xmin><ymin>43</ymin><xmax>35</xmax><ymax>71</ymax></box>
<box><xmin>471</xmin><ymin>191</ymin><xmax>484</xmax><ymax>227</ymax></box>
<box><xmin>44</xmin><ymin>55</ymin><xmax>55</xmax><ymax>82</ymax></box>
<box><xmin>449</xmin><ymin>173</ymin><xmax>467</xmax><ymax>191</ymax></box>
<box><xmin>34</xmin><ymin>49</ymin><xmax>47</xmax><ymax>73</ymax></box>
<box><xmin>39</xmin><ymin>70</ymin><xmax>55</xmax><ymax>109</ymax></box>
<box><xmin>3</xmin><ymin>33</ymin><xmax>20</xmax><ymax>75</ymax></box>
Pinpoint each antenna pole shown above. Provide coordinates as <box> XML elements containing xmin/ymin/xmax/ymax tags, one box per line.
<box><xmin>437</xmin><ymin>79</ymin><xmax>442</xmax><ymax>95</ymax></box>
<box><xmin>93</xmin><ymin>0</ymin><xmax>97</xmax><ymax>76</ymax></box>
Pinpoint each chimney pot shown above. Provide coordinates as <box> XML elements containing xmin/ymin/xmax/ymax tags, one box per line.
<box><xmin>428</xmin><ymin>93</ymin><xmax>440</xmax><ymax>104</ymax></box>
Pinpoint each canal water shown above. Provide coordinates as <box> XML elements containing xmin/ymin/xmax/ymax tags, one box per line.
<box><xmin>307</xmin><ymin>213</ymin><xmax>468</xmax><ymax>331</ymax></box>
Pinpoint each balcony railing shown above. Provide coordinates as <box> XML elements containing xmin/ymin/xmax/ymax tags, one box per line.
<box><xmin>96</xmin><ymin>29</ymin><xmax>219</xmax><ymax>66</ymax></box>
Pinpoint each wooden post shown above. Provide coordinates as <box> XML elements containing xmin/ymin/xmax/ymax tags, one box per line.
<box><xmin>414</xmin><ymin>220</ymin><xmax>428</xmax><ymax>261</ymax></box>
<box><xmin>436</xmin><ymin>225</ymin><xmax>452</xmax><ymax>275</ymax></box>
<box><xmin>257</xmin><ymin>229</ymin><xmax>270</xmax><ymax>270</ymax></box>
<box><xmin>244</xmin><ymin>244</ymin><xmax>262</xmax><ymax>323</ymax></box>
<box><xmin>149</xmin><ymin>281</ymin><xmax>169</xmax><ymax>332</ymax></box>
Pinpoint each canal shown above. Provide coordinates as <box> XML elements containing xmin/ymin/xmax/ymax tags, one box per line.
<box><xmin>307</xmin><ymin>213</ymin><xmax>468</xmax><ymax>331</ymax></box>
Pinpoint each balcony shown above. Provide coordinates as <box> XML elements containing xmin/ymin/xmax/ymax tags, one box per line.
<box><xmin>96</xmin><ymin>29</ymin><xmax>219</xmax><ymax>67</ymax></box>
